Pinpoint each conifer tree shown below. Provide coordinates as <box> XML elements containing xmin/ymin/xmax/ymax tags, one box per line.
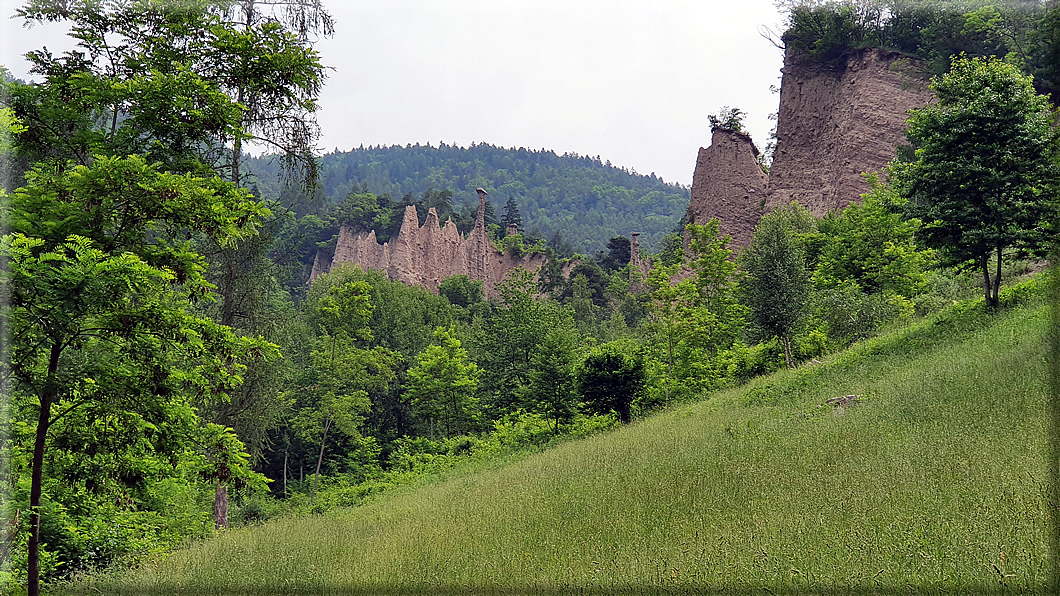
<box><xmin>502</xmin><ymin>196</ymin><xmax>523</xmax><ymax>232</ymax></box>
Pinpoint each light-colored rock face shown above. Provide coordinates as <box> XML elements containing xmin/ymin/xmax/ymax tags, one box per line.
<box><xmin>765</xmin><ymin>47</ymin><xmax>932</xmax><ymax>216</ymax></box>
<box><xmin>687</xmin><ymin>128</ymin><xmax>769</xmax><ymax>248</ymax></box>
<box><xmin>313</xmin><ymin>203</ymin><xmax>547</xmax><ymax>298</ymax></box>
<box><xmin>684</xmin><ymin>48</ymin><xmax>931</xmax><ymax>247</ymax></box>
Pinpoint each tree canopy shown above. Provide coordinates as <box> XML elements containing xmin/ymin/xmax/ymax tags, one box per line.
<box><xmin>741</xmin><ymin>206</ymin><xmax>813</xmax><ymax>368</ymax></box>
<box><xmin>894</xmin><ymin>55</ymin><xmax>1059</xmax><ymax>307</ymax></box>
<box><xmin>2</xmin><ymin>1</ymin><xmax>326</xmax><ymax>590</ymax></box>
<box><xmin>777</xmin><ymin>0</ymin><xmax>1060</xmax><ymax>97</ymax></box>
<box><xmin>1</xmin><ymin>156</ymin><xmax>276</xmax><ymax>594</ymax></box>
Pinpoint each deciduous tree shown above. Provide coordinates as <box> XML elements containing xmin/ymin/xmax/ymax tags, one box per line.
<box><xmin>470</xmin><ymin>268</ymin><xmax>567</xmax><ymax>414</ymax></box>
<box><xmin>814</xmin><ymin>172</ymin><xmax>935</xmax><ymax>298</ymax></box>
<box><xmin>645</xmin><ymin>220</ymin><xmax>747</xmax><ymax>402</ymax></box>
<box><xmin>741</xmin><ymin>207</ymin><xmax>812</xmax><ymax>368</ymax></box>
<box><xmin>406</xmin><ymin>326</ymin><xmax>481</xmax><ymax>438</ymax></box>
<box><xmin>1</xmin><ymin>156</ymin><xmax>275</xmax><ymax>595</ymax></box>
<box><xmin>895</xmin><ymin>55</ymin><xmax>1060</xmax><ymax>307</ymax></box>
<box><xmin>295</xmin><ymin>276</ymin><xmax>395</xmax><ymax>502</ymax></box>
<box><xmin>12</xmin><ymin>2</ymin><xmax>333</xmax><ymax>528</ymax></box>
<box><xmin>438</xmin><ymin>274</ymin><xmax>485</xmax><ymax>309</ymax></box>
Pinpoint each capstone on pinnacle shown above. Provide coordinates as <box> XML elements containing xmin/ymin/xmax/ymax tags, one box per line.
<box><xmin>475</xmin><ymin>187</ymin><xmax>487</xmax><ymax>229</ymax></box>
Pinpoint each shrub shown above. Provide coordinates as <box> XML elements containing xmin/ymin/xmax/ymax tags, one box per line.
<box><xmin>783</xmin><ymin>3</ymin><xmax>879</xmax><ymax>66</ymax></box>
<box><xmin>816</xmin><ymin>284</ymin><xmax>902</xmax><ymax>348</ymax></box>
<box><xmin>576</xmin><ymin>343</ymin><xmax>648</xmax><ymax>423</ymax></box>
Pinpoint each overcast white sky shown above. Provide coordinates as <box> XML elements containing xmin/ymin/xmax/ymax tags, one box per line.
<box><xmin>1</xmin><ymin>0</ymin><xmax>787</xmax><ymax>186</ymax></box>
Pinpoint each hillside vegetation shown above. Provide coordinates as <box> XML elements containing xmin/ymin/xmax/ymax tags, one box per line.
<box><xmin>246</xmin><ymin>143</ymin><xmax>691</xmax><ymax>254</ymax></box>
<box><xmin>779</xmin><ymin>0</ymin><xmax>1059</xmax><ymax>96</ymax></box>
<box><xmin>73</xmin><ymin>284</ymin><xmax>1054</xmax><ymax>594</ymax></box>
<box><xmin>5</xmin><ymin>3</ymin><xmax>1058</xmax><ymax>594</ymax></box>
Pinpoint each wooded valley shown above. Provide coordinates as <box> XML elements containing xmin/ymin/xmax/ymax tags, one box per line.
<box><xmin>0</xmin><ymin>0</ymin><xmax>1058</xmax><ymax>593</ymax></box>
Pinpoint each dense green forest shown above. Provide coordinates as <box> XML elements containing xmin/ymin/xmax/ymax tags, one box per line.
<box><xmin>0</xmin><ymin>0</ymin><xmax>1057</xmax><ymax>594</ymax></box>
<box><xmin>245</xmin><ymin>143</ymin><xmax>691</xmax><ymax>255</ymax></box>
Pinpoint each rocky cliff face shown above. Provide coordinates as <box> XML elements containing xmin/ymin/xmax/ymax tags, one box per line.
<box><xmin>686</xmin><ymin>47</ymin><xmax>932</xmax><ymax>246</ymax></box>
<box><xmin>687</xmin><ymin>128</ymin><xmax>769</xmax><ymax>248</ymax></box>
<box><xmin>765</xmin><ymin>47</ymin><xmax>932</xmax><ymax>215</ymax></box>
<box><xmin>312</xmin><ymin>189</ymin><xmax>548</xmax><ymax>297</ymax></box>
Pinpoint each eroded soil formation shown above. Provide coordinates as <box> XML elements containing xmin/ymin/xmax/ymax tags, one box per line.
<box><xmin>687</xmin><ymin>129</ymin><xmax>768</xmax><ymax>248</ymax></box>
<box><xmin>311</xmin><ymin>189</ymin><xmax>547</xmax><ymax>297</ymax></box>
<box><xmin>688</xmin><ymin>48</ymin><xmax>932</xmax><ymax>247</ymax></box>
<box><xmin>766</xmin><ymin>48</ymin><xmax>932</xmax><ymax>214</ymax></box>
<box><xmin>320</xmin><ymin>48</ymin><xmax>932</xmax><ymax>291</ymax></box>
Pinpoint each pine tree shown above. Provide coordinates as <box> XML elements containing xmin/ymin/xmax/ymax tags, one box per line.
<box><xmin>501</xmin><ymin>196</ymin><xmax>522</xmax><ymax>232</ymax></box>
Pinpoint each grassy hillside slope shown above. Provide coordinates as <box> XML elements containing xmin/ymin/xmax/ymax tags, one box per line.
<box><xmin>76</xmin><ymin>292</ymin><xmax>1053</xmax><ymax>594</ymax></box>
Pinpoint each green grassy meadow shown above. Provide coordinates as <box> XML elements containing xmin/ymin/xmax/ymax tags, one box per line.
<box><xmin>71</xmin><ymin>294</ymin><xmax>1054</xmax><ymax>594</ymax></box>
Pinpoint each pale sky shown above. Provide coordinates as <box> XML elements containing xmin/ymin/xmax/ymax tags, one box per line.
<box><xmin>1</xmin><ymin>1</ymin><xmax>787</xmax><ymax>187</ymax></box>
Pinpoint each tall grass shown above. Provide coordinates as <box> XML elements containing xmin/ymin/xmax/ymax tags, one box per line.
<box><xmin>71</xmin><ymin>297</ymin><xmax>1052</xmax><ymax>594</ymax></box>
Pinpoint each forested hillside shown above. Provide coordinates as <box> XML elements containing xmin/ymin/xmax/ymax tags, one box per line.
<box><xmin>246</xmin><ymin>143</ymin><xmax>691</xmax><ymax>254</ymax></box>
<box><xmin>2</xmin><ymin>1</ymin><xmax>1058</xmax><ymax>594</ymax></box>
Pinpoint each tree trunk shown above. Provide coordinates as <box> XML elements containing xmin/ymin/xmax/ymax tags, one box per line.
<box><xmin>221</xmin><ymin>85</ymin><xmax>243</xmax><ymax>328</ymax></box>
<box><xmin>231</xmin><ymin>29</ymin><xmax>246</xmax><ymax>188</ymax></box>
<box><xmin>982</xmin><ymin>253</ymin><xmax>995</xmax><ymax>307</ymax></box>
<box><xmin>28</xmin><ymin>397</ymin><xmax>50</xmax><ymax>596</ymax></box>
<box><xmin>29</xmin><ymin>342</ymin><xmax>62</xmax><ymax>596</ymax></box>
<box><xmin>782</xmin><ymin>335</ymin><xmax>794</xmax><ymax>369</ymax></box>
<box><xmin>220</xmin><ymin>245</ymin><xmax>239</xmax><ymax>328</ymax></box>
<box><xmin>664</xmin><ymin>323</ymin><xmax>674</xmax><ymax>408</ymax></box>
<box><xmin>450</xmin><ymin>391</ymin><xmax>460</xmax><ymax>437</ymax></box>
<box><xmin>443</xmin><ymin>399</ymin><xmax>452</xmax><ymax>438</ymax></box>
<box><xmin>993</xmin><ymin>246</ymin><xmax>1003</xmax><ymax>306</ymax></box>
<box><xmin>312</xmin><ymin>417</ymin><xmax>331</xmax><ymax>505</ymax></box>
<box><xmin>214</xmin><ymin>482</ymin><xmax>228</xmax><ymax>530</ymax></box>
<box><xmin>212</xmin><ymin>247</ymin><xmax>238</xmax><ymax>533</ymax></box>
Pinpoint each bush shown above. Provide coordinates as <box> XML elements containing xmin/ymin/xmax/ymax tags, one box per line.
<box><xmin>816</xmin><ymin>284</ymin><xmax>902</xmax><ymax>347</ymax></box>
<box><xmin>316</xmin><ymin>476</ymin><xmax>398</xmax><ymax>509</ymax></box>
<box><xmin>794</xmin><ymin>326</ymin><xmax>828</xmax><ymax>360</ymax></box>
<box><xmin>387</xmin><ymin>436</ymin><xmax>446</xmax><ymax>475</ymax></box>
<box><xmin>719</xmin><ymin>340</ymin><xmax>776</xmax><ymax>383</ymax></box>
<box><xmin>577</xmin><ymin>343</ymin><xmax>647</xmax><ymax>423</ymax></box>
<box><xmin>496</xmin><ymin>233</ymin><xmax>546</xmax><ymax>257</ymax></box>
<box><xmin>565</xmin><ymin>413</ymin><xmax>620</xmax><ymax>439</ymax></box>
<box><xmin>438</xmin><ymin>274</ymin><xmax>484</xmax><ymax>308</ymax></box>
<box><xmin>998</xmin><ymin>275</ymin><xmax>1046</xmax><ymax>308</ymax></box>
<box><xmin>783</xmin><ymin>3</ymin><xmax>879</xmax><ymax>66</ymax></box>
<box><xmin>476</xmin><ymin>411</ymin><xmax>554</xmax><ymax>456</ymax></box>
<box><xmin>232</xmin><ymin>492</ymin><xmax>286</xmax><ymax>526</ymax></box>
<box><xmin>912</xmin><ymin>268</ymin><xmax>981</xmax><ymax>316</ymax></box>
<box><xmin>0</xmin><ymin>474</ymin><xmax>214</xmax><ymax>587</ymax></box>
